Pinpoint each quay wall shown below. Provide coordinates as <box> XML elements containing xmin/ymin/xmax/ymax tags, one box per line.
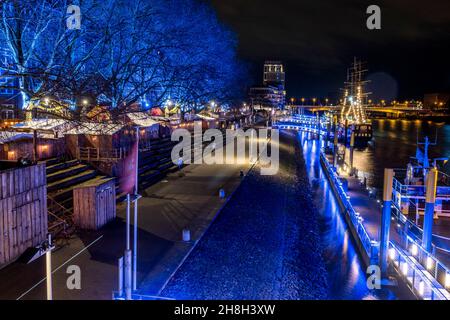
<box><xmin>319</xmin><ymin>152</ymin><xmax>378</xmax><ymax>268</ymax></box>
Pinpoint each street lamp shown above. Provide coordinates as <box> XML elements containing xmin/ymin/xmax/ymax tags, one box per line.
<box><xmin>301</xmin><ymin>98</ymin><xmax>305</xmax><ymax>105</ymax></box>
<box><xmin>325</xmin><ymin>98</ymin><xmax>329</xmax><ymax>106</ymax></box>
<box><xmin>312</xmin><ymin>98</ymin><xmax>317</xmax><ymax>106</ymax></box>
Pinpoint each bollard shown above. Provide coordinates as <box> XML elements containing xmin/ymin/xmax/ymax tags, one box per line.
<box><xmin>182</xmin><ymin>229</ymin><xmax>191</xmax><ymax>242</ymax></box>
<box><xmin>333</xmin><ymin>116</ymin><xmax>338</xmax><ymax>167</ymax></box>
<box><xmin>219</xmin><ymin>189</ymin><xmax>226</xmax><ymax>199</ymax></box>
<box><xmin>118</xmin><ymin>257</ymin><xmax>124</xmax><ymax>297</ymax></box>
<box><xmin>124</xmin><ymin>250</ymin><xmax>132</xmax><ymax>300</ymax></box>
<box><xmin>423</xmin><ymin>168</ymin><xmax>438</xmax><ymax>253</ymax></box>
<box><xmin>349</xmin><ymin>131</ymin><xmax>355</xmax><ymax>175</ymax></box>
<box><xmin>380</xmin><ymin>169</ymin><xmax>394</xmax><ymax>276</ymax></box>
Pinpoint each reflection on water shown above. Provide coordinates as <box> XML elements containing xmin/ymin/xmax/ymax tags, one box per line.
<box><xmin>299</xmin><ymin>132</ymin><xmax>397</xmax><ymax>300</ymax></box>
<box><xmin>353</xmin><ymin>120</ymin><xmax>450</xmax><ymax>189</ymax></box>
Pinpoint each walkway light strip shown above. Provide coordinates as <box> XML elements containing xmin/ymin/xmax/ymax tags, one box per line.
<box><xmin>389</xmin><ymin>248</ymin><xmax>396</xmax><ymax>260</ymax></box>
<box><xmin>426</xmin><ymin>257</ymin><xmax>434</xmax><ymax>270</ymax></box>
<box><xmin>419</xmin><ymin>281</ymin><xmax>425</xmax><ymax>297</ymax></box>
<box><xmin>402</xmin><ymin>262</ymin><xmax>408</xmax><ymax>276</ymax></box>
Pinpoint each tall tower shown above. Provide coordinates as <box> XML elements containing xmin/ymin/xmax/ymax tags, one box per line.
<box><xmin>263</xmin><ymin>61</ymin><xmax>285</xmax><ymax>88</ymax></box>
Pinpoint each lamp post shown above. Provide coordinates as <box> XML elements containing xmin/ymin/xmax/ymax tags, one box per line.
<box><xmin>380</xmin><ymin>169</ymin><xmax>394</xmax><ymax>276</ymax></box>
<box><xmin>423</xmin><ymin>168</ymin><xmax>438</xmax><ymax>253</ymax></box>
<box><xmin>44</xmin><ymin>234</ymin><xmax>55</xmax><ymax>300</ymax></box>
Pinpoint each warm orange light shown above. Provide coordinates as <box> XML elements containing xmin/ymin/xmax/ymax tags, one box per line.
<box><xmin>7</xmin><ymin>151</ymin><xmax>15</xmax><ymax>160</ymax></box>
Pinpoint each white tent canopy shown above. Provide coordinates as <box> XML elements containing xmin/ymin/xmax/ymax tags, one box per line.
<box><xmin>127</xmin><ymin>112</ymin><xmax>159</xmax><ymax>127</ymax></box>
<box><xmin>65</xmin><ymin>123</ymin><xmax>124</xmax><ymax>136</ymax></box>
<box><xmin>12</xmin><ymin>119</ymin><xmax>72</xmax><ymax>132</ymax></box>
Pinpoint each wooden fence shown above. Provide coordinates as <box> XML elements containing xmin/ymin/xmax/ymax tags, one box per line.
<box><xmin>0</xmin><ymin>163</ymin><xmax>48</xmax><ymax>267</ymax></box>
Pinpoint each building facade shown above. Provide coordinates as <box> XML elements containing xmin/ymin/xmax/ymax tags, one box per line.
<box><xmin>249</xmin><ymin>61</ymin><xmax>286</xmax><ymax>109</ymax></box>
<box><xmin>423</xmin><ymin>93</ymin><xmax>450</xmax><ymax>111</ymax></box>
<box><xmin>263</xmin><ymin>61</ymin><xmax>285</xmax><ymax>88</ymax></box>
<box><xmin>0</xmin><ymin>49</ymin><xmax>21</xmax><ymax>123</ymax></box>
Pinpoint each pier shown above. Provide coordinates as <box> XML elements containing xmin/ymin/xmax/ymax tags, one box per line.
<box><xmin>277</xmin><ymin>115</ymin><xmax>450</xmax><ymax>300</ymax></box>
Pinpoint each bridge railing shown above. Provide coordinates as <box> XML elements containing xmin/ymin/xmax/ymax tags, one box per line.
<box><xmin>388</xmin><ymin>241</ymin><xmax>450</xmax><ymax>300</ymax></box>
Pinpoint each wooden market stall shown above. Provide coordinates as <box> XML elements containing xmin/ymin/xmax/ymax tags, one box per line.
<box><xmin>0</xmin><ymin>119</ymin><xmax>73</xmax><ymax>161</ymax></box>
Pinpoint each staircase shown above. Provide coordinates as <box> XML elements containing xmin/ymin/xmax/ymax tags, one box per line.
<box><xmin>45</xmin><ymin>158</ymin><xmax>109</xmax><ymax>235</ymax></box>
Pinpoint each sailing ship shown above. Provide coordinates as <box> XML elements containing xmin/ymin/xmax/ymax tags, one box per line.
<box><xmin>339</xmin><ymin>58</ymin><xmax>373</xmax><ymax>146</ymax></box>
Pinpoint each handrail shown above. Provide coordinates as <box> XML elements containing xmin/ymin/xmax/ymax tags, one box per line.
<box><xmin>388</xmin><ymin>241</ymin><xmax>450</xmax><ymax>300</ymax></box>
<box><xmin>320</xmin><ymin>151</ymin><xmax>377</xmax><ymax>259</ymax></box>
<box><xmin>78</xmin><ymin>147</ymin><xmax>124</xmax><ymax>160</ymax></box>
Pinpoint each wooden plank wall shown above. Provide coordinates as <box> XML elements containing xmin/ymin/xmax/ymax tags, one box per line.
<box><xmin>73</xmin><ymin>179</ymin><xmax>116</xmax><ymax>230</ymax></box>
<box><xmin>0</xmin><ymin>163</ymin><xmax>48</xmax><ymax>267</ymax></box>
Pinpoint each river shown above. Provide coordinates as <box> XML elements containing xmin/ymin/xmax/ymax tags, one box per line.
<box><xmin>299</xmin><ymin>130</ymin><xmax>411</xmax><ymax>299</ymax></box>
<box><xmin>353</xmin><ymin>119</ymin><xmax>450</xmax><ymax>190</ymax></box>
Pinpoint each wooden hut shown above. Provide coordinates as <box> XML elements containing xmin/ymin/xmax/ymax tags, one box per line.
<box><xmin>0</xmin><ymin>119</ymin><xmax>73</xmax><ymax>161</ymax></box>
<box><xmin>73</xmin><ymin>178</ymin><xmax>116</xmax><ymax>230</ymax></box>
<box><xmin>125</xmin><ymin>112</ymin><xmax>161</xmax><ymax>145</ymax></box>
<box><xmin>64</xmin><ymin>122</ymin><xmax>127</xmax><ymax>161</ymax></box>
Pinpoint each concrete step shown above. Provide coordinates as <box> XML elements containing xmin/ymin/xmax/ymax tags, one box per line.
<box><xmin>47</xmin><ymin>170</ymin><xmax>98</xmax><ymax>193</ymax></box>
<box><xmin>49</xmin><ymin>175</ymin><xmax>108</xmax><ymax>203</ymax></box>
<box><xmin>47</xmin><ymin>164</ymin><xmax>89</xmax><ymax>184</ymax></box>
<box><xmin>46</xmin><ymin>159</ymin><xmax>79</xmax><ymax>175</ymax></box>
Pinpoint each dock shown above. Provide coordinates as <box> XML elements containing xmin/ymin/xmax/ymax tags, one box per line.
<box><xmin>277</xmin><ymin>115</ymin><xmax>450</xmax><ymax>300</ymax></box>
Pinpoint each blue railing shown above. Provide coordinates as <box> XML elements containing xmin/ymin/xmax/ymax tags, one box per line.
<box><xmin>388</xmin><ymin>241</ymin><xmax>450</xmax><ymax>300</ymax></box>
<box><xmin>320</xmin><ymin>151</ymin><xmax>377</xmax><ymax>260</ymax></box>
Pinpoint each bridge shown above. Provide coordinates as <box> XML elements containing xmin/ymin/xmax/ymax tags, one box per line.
<box><xmin>276</xmin><ymin>115</ymin><xmax>450</xmax><ymax>300</ymax></box>
<box><xmin>289</xmin><ymin>105</ymin><xmax>435</xmax><ymax>117</ymax></box>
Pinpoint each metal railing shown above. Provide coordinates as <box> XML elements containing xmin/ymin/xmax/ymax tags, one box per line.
<box><xmin>320</xmin><ymin>151</ymin><xmax>377</xmax><ymax>260</ymax></box>
<box><xmin>393</xmin><ymin>170</ymin><xmax>450</xmax><ymax>199</ymax></box>
<box><xmin>388</xmin><ymin>241</ymin><xmax>450</xmax><ymax>300</ymax></box>
<box><xmin>77</xmin><ymin>147</ymin><xmax>125</xmax><ymax>161</ymax></box>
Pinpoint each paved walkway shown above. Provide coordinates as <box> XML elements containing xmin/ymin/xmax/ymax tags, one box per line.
<box><xmin>159</xmin><ymin>131</ymin><xmax>328</xmax><ymax>300</ymax></box>
<box><xmin>0</xmin><ymin>132</ymin><xmax>255</xmax><ymax>300</ymax></box>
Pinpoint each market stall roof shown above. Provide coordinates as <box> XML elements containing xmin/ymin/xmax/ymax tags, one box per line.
<box><xmin>65</xmin><ymin>122</ymin><xmax>124</xmax><ymax>135</ymax></box>
<box><xmin>12</xmin><ymin>119</ymin><xmax>72</xmax><ymax>132</ymax></box>
<box><xmin>0</xmin><ymin>131</ymin><xmax>32</xmax><ymax>144</ymax></box>
<box><xmin>126</xmin><ymin>112</ymin><xmax>159</xmax><ymax>127</ymax></box>
<box><xmin>0</xmin><ymin>131</ymin><xmax>55</xmax><ymax>144</ymax></box>
<box><xmin>196</xmin><ymin>114</ymin><xmax>216</xmax><ymax>121</ymax></box>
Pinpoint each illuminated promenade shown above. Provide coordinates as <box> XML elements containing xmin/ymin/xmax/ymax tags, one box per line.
<box><xmin>276</xmin><ymin>115</ymin><xmax>450</xmax><ymax>300</ymax></box>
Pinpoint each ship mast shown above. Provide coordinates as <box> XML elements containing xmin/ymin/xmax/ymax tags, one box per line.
<box><xmin>340</xmin><ymin>58</ymin><xmax>371</xmax><ymax>125</ymax></box>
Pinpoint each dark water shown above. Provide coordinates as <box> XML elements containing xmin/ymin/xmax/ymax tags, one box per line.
<box><xmin>299</xmin><ymin>132</ymin><xmax>399</xmax><ymax>300</ymax></box>
<box><xmin>353</xmin><ymin>119</ymin><xmax>450</xmax><ymax>189</ymax></box>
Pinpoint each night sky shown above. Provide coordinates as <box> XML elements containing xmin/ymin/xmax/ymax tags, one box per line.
<box><xmin>211</xmin><ymin>0</ymin><xmax>450</xmax><ymax>101</ymax></box>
